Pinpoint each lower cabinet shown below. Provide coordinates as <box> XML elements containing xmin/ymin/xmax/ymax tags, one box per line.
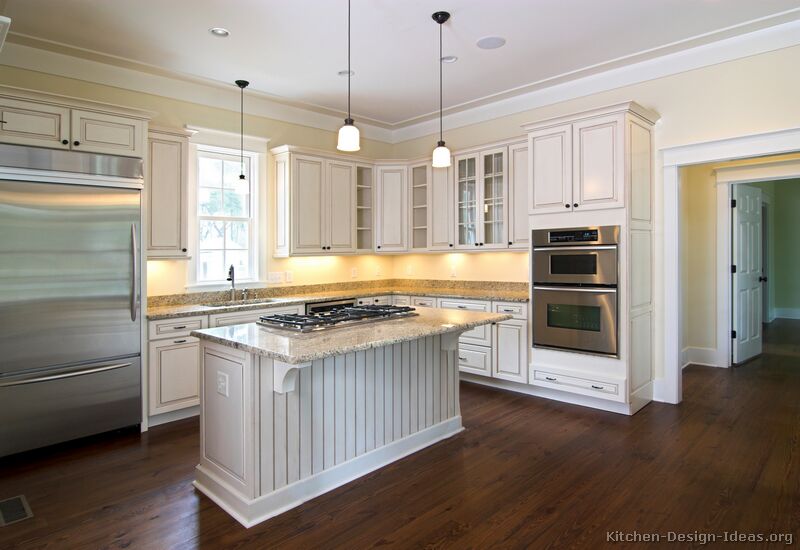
<box><xmin>209</xmin><ymin>305</ymin><xmax>303</xmax><ymax>327</ymax></box>
<box><xmin>493</xmin><ymin>318</ymin><xmax>527</xmax><ymax>383</ymax></box>
<box><xmin>148</xmin><ymin>336</ymin><xmax>201</xmax><ymax>415</ymax></box>
<box><xmin>357</xmin><ymin>295</ymin><xmax>392</xmax><ymax>306</ymax></box>
<box><xmin>392</xmin><ymin>295</ymin><xmax>411</xmax><ymax>306</ymax></box>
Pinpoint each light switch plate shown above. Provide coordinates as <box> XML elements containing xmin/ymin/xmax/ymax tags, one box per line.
<box><xmin>284</xmin><ymin>271</ymin><xmax>293</xmax><ymax>283</ymax></box>
<box><xmin>267</xmin><ymin>272</ymin><xmax>284</xmax><ymax>283</ymax></box>
<box><xmin>351</xmin><ymin>267</ymin><xmax>358</xmax><ymax>278</ymax></box>
<box><xmin>216</xmin><ymin>371</ymin><xmax>229</xmax><ymax>397</ymax></box>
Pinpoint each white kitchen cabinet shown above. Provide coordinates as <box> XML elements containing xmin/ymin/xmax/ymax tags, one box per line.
<box><xmin>493</xmin><ymin>319</ymin><xmax>527</xmax><ymax>383</ymax></box>
<box><xmin>438</xmin><ymin>298</ymin><xmax>492</xmax><ymax>346</ymax></box>
<box><xmin>429</xmin><ymin>165</ymin><xmax>454</xmax><ymax>250</ymax></box>
<box><xmin>70</xmin><ymin>109</ymin><xmax>145</xmax><ymax>157</ymax></box>
<box><xmin>356</xmin><ymin>165</ymin><xmax>374</xmax><ymax>252</ymax></box>
<box><xmin>392</xmin><ymin>295</ymin><xmax>411</xmax><ymax>306</ymax></box>
<box><xmin>507</xmin><ymin>142</ymin><xmax>529</xmax><ymax>249</ymax></box>
<box><xmin>376</xmin><ymin>165</ymin><xmax>408</xmax><ymax>253</ymax></box>
<box><xmin>409</xmin><ymin>162</ymin><xmax>430</xmax><ymax>251</ymax></box>
<box><xmin>411</xmin><ymin>296</ymin><xmax>436</xmax><ymax>308</ymax></box>
<box><xmin>457</xmin><ymin>343</ymin><xmax>492</xmax><ymax>377</ymax></box>
<box><xmin>148</xmin><ymin>336</ymin><xmax>201</xmax><ymax>415</ymax></box>
<box><xmin>357</xmin><ymin>295</ymin><xmax>391</xmax><ymax>306</ymax></box>
<box><xmin>274</xmin><ymin>148</ymin><xmax>356</xmax><ymax>256</ymax></box>
<box><xmin>0</xmin><ymin>96</ymin><xmax>70</xmax><ymax>149</ymax></box>
<box><xmin>525</xmin><ymin>103</ymin><xmax>657</xmax><ymax>215</ymax></box>
<box><xmin>209</xmin><ymin>305</ymin><xmax>304</xmax><ymax>327</ymax></box>
<box><xmin>454</xmin><ymin>148</ymin><xmax>508</xmax><ymax>250</ymax></box>
<box><xmin>146</xmin><ymin>127</ymin><xmax>191</xmax><ymax>258</ymax></box>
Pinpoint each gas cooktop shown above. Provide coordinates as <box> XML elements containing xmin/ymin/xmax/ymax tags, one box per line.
<box><xmin>257</xmin><ymin>305</ymin><xmax>418</xmax><ymax>333</ymax></box>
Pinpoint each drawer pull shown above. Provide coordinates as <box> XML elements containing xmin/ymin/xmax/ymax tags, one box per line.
<box><xmin>172</xmin><ymin>325</ymin><xmax>187</xmax><ymax>330</ymax></box>
<box><xmin>457</xmin><ymin>305</ymin><xmax>467</xmax><ymax>309</ymax></box>
<box><xmin>545</xmin><ymin>376</ymin><xmax>557</xmax><ymax>381</ymax></box>
<box><xmin>502</xmin><ymin>308</ymin><xmax>515</xmax><ymax>312</ymax></box>
<box><xmin>459</xmin><ymin>356</ymin><xmax>467</xmax><ymax>361</ymax></box>
<box><xmin>591</xmin><ymin>384</ymin><xmax>604</xmax><ymax>390</ymax></box>
<box><xmin>174</xmin><ymin>339</ymin><xmax>188</xmax><ymax>344</ymax></box>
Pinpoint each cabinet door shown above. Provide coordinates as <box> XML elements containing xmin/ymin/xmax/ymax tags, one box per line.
<box><xmin>429</xmin><ymin>165</ymin><xmax>454</xmax><ymax>250</ymax></box>
<box><xmin>0</xmin><ymin>97</ymin><xmax>70</xmax><ymax>149</ymax></box>
<box><xmin>326</xmin><ymin>160</ymin><xmax>357</xmax><ymax>253</ymax></box>
<box><xmin>291</xmin><ymin>155</ymin><xmax>326</xmax><ymax>254</ymax></box>
<box><xmin>70</xmin><ymin>109</ymin><xmax>145</xmax><ymax>157</ymax></box>
<box><xmin>148</xmin><ymin>336</ymin><xmax>200</xmax><ymax>415</ymax></box>
<box><xmin>376</xmin><ymin>166</ymin><xmax>408</xmax><ymax>252</ymax></box>
<box><xmin>478</xmin><ymin>147</ymin><xmax>508</xmax><ymax>249</ymax></box>
<box><xmin>454</xmin><ymin>154</ymin><xmax>479</xmax><ymax>248</ymax></box>
<box><xmin>529</xmin><ymin>123</ymin><xmax>572</xmax><ymax>214</ymax></box>
<box><xmin>572</xmin><ymin>114</ymin><xmax>624</xmax><ymax>210</ymax></box>
<box><xmin>147</xmin><ymin>131</ymin><xmax>189</xmax><ymax>258</ymax></box>
<box><xmin>493</xmin><ymin>319</ymin><xmax>528</xmax><ymax>383</ymax></box>
<box><xmin>409</xmin><ymin>163</ymin><xmax>430</xmax><ymax>251</ymax></box>
<box><xmin>507</xmin><ymin>142</ymin><xmax>529</xmax><ymax>249</ymax></box>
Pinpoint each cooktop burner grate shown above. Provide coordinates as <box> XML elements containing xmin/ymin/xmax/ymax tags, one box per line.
<box><xmin>258</xmin><ymin>305</ymin><xmax>417</xmax><ymax>332</ymax></box>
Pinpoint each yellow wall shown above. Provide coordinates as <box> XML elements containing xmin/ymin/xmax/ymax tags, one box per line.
<box><xmin>392</xmin><ymin>252</ymin><xmax>528</xmax><ymax>282</ymax></box>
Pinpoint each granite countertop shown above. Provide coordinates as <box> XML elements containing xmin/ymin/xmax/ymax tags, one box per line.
<box><xmin>191</xmin><ymin>308</ymin><xmax>512</xmax><ymax>364</ymax></box>
<box><xmin>146</xmin><ymin>287</ymin><xmax>529</xmax><ymax>321</ymax></box>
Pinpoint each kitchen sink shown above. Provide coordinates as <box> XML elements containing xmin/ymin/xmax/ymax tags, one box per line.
<box><xmin>200</xmin><ymin>298</ymin><xmax>284</xmax><ymax>307</ymax></box>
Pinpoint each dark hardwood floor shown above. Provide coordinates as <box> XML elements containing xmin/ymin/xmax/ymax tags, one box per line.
<box><xmin>2</xmin><ymin>321</ymin><xmax>798</xmax><ymax>549</ymax></box>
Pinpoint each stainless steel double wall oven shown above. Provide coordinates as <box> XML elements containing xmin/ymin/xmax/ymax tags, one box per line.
<box><xmin>532</xmin><ymin>226</ymin><xmax>619</xmax><ymax>357</ymax></box>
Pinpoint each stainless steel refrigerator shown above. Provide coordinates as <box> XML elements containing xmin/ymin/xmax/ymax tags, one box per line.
<box><xmin>0</xmin><ymin>144</ymin><xmax>143</xmax><ymax>457</ymax></box>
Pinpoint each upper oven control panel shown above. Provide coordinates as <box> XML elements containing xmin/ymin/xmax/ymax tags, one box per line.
<box><xmin>532</xmin><ymin>225</ymin><xmax>620</xmax><ymax>247</ymax></box>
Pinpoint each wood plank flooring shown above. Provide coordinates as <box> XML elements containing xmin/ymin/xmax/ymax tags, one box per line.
<box><xmin>1</xmin><ymin>320</ymin><xmax>798</xmax><ymax>548</ymax></box>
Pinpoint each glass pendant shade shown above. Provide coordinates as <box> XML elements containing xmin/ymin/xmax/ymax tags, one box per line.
<box><xmin>432</xmin><ymin>141</ymin><xmax>451</xmax><ymax>168</ymax></box>
<box><xmin>337</xmin><ymin>119</ymin><xmax>360</xmax><ymax>152</ymax></box>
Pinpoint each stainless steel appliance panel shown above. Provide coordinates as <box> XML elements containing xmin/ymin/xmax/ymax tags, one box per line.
<box><xmin>0</xmin><ymin>143</ymin><xmax>143</xmax><ymax>179</ymax></box>
<box><xmin>531</xmin><ymin>225</ymin><xmax>620</xmax><ymax>247</ymax></box>
<box><xmin>532</xmin><ymin>245</ymin><xmax>618</xmax><ymax>286</ymax></box>
<box><xmin>0</xmin><ymin>180</ymin><xmax>141</xmax><ymax>375</ymax></box>
<box><xmin>533</xmin><ymin>286</ymin><xmax>618</xmax><ymax>356</ymax></box>
<box><xmin>0</xmin><ymin>356</ymin><xmax>141</xmax><ymax>456</ymax></box>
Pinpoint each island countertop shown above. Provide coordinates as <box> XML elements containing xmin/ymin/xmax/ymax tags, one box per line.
<box><xmin>191</xmin><ymin>308</ymin><xmax>511</xmax><ymax>364</ymax></box>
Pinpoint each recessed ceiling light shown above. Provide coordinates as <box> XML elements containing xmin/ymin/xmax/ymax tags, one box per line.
<box><xmin>476</xmin><ymin>36</ymin><xmax>506</xmax><ymax>50</ymax></box>
<box><xmin>209</xmin><ymin>27</ymin><xmax>230</xmax><ymax>37</ymax></box>
<box><xmin>441</xmin><ymin>55</ymin><xmax>458</xmax><ymax>63</ymax></box>
<box><xmin>338</xmin><ymin>70</ymin><xmax>355</xmax><ymax>77</ymax></box>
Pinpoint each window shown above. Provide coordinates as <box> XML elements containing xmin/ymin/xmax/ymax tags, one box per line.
<box><xmin>195</xmin><ymin>146</ymin><xmax>258</xmax><ymax>284</ymax></box>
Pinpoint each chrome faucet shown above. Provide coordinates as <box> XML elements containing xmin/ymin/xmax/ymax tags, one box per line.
<box><xmin>226</xmin><ymin>265</ymin><xmax>235</xmax><ymax>301</ymax></box>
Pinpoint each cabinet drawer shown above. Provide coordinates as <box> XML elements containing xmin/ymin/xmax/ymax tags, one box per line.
<box><xmin>532</xmin><ymin>369</ymin><xmax>622</xmax><ymax>401</ymax></box>
<box><xmin>411</xmin><ymin>297</ymin><xmax>436</xmax><ymax>308</ymax></box>
<box><xmin>149</xmin><ymin>316</ymin><xmax>207</xmax><ymax>339</ymax></box>
<box><xmin>458</xmin><ymin>343</ymin><xmax>492</xmax><ymax>377</ymax></box>
<box><xmin>357</xmin><ymin>295</ymin><xmax>391</xmax><ymax>306</ymax></box>
<box><xmin>492</xmin><ymin>302</ymin><xmax>528</xmax><ymax>320</ymax></box>
<box><xmin>438</xmin><ymin>299</ymin><xmax>491</xmax><ymax>346</ymax></box>
<box><xmin>392</xmin><ymin>295</ymin><xmax>411</xmax><ymax>306</ymax></box>
<box><xmin>148</xmin><ymin>336</ymin><xmax>200</xmax><ymax>415</ymax></box>
<box><xmin>209</xmin><ymin>305</ymin><xmax>303</xmax><ymax>327</ymax></box>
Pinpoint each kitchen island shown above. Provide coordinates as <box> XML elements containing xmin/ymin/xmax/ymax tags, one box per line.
<box><xmin>191</xmin><ymin>307</ymin><xmax>510</xmax><ymax>527</ymax></box>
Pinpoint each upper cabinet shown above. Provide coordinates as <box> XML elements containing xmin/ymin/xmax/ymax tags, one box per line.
<box><xmin>273</xmin><ymin>148</ymin><xmax>356</xmax><ymax>257</ymax></box>
<box><xmin>429</xmin><ymin>164</ymin><xmax>454</xmax><ymax>251</ymax></box>
<box><xmin>0</xmin><ymin>89</ymin><xmax>149</xmax><ymax>158</ymax></box>
<box><xmin>375</xmin><ymin>165</ymin><xmax>408</xmax><ymax>253</ymax></box>
<box><xmin>524</xmin><ymin>102</ymin><xmax>657</xmax><ymax>216</ymax></box>
<box><xmin>409</xmin><ymin>162</ymin><xmax>430</xmax><ymax>251</ymax></box>
<box><xmin>507</xmin><ymin>142</ymin><xmax>529</xmax><ymax>249</ymax></box>
<box><xmin>146</xmin><ymin>127</ymin><xmax>193</xmax><ymax>259</ymax></box>
<box><xmin>454</xmin><ymin>146</ymin><xmax>509</xmax><ymax>250</ymax></box>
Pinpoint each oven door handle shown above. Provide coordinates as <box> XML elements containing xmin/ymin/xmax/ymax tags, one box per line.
<box><xmin>532</xmin><ymin>245</ymin><xmax>617</xmax><ymax>252</ymax></box>
<box><xmin>533</xmin><ymin>286</ymin><xmax>617</xmax><ymax>293</ymax></box>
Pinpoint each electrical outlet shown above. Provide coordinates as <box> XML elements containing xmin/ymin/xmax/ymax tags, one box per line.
<box><xmin>450</xmin><ymin>266</ymin><xmax>457</xmax><ymax>278</ymax></box>
<box><xmin>351</xmin><ymin>267</ymin><xmax>358</xmax><ymax>278</ymax></box>
<box><xmin>216</xmin><ymin>371</ymin><xmax>229</xmax><ymax>397</ymax></box>
<box><xmin>405</xmin><ymin>265</ymin><xmax>413</xmax><ymax>275</ymax></box>
<box><xmin>375</xmin><ymin>267</ymin><xmax>382</xmax><ymax>277</ymax></box>
<box><xmin>268</xmin><ymin>271</ymin><xmax>284</xmax><ymax>284</ymax></box>
<box><xmin>285</xmin><ymin>271</ymin><xmax>293</xmax><ymax>283</ymax></box>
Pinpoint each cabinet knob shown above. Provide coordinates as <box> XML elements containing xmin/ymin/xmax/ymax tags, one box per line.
<box><xmin>474</xmin><ymin>243</ymin><xmax>479</xmax><ymax>247</ymax></box>
<box><xmin>181</xmin><ymin>248</ymin><xmax>187</xmax><ymax>253</ymax></box>
<box><xmin>73</xmin><ymin>140</ymin><xmax>80</xmax><ymax>146</ymax></box>
<box><xmin>62</xmin><ymin>139</ymin><xmax>69</xmax><ymax>145</ymax></box>
<box><xmin>377</xmin><ymin>245</ymin><xmax>381</xmax><ymax>250</ymax></box>
<box><xmin>508</xmin><ymin>241</ymin><xmax>513</xmax><ymax>246</ymax></box>
<box><xmin>573</xmin><ymin>203</ymin><xmax>579</xmax><ymax>208</ymax></box>
<box><xmin>565</xmin><ymin>204</ymin><xmax>570</xmax><ymax>208</ymax></box>
<box><xmin>449</xmin><ymin>244</ymin><xmax>453</xmax><ymax>247</ymax></box>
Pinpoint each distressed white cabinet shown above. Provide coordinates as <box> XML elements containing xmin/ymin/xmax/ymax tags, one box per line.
<box><xmin>507</xmin><ymin>142</ymin><xmax>529</xmax><ymax>249</ymax></box>
<box><xmin>0</xmin><ymin>89</ymin><xmax>149</xmax><ymax>157</ymax></box>
<box><xmin>524</xmin><ymin>103</ymin><xmax>658</xmax><ymax>215</ymax></box>
<box><xmin>454</xmin><ymin>147</ymin><xmax>509</xmax><ymax>250</ymax></box>
<box><xmin>209</xmin><ymin>305</ymin><xmax>304</xmax><ymax>327</ymax></box>
<box><xmin>409</xmin><ymin>162</ymin><xmax>430</xmax><ymax>251</ymax></box>
<box><xmin>493</xmin><ymin>319</ymin><xmax>527</xmax><ymax>384</ymax></box>
<box><xmin>356</xmin><ymin>295</ymin><xmax>391</xmax><ymax>306</ymax></box>
<box><xmin>70</xmin><ymin>109</ymin><xmax>145</xmax><ymax>157</ymax></box>
<box><xmin>146</xmin><ymin>127</ymin><xmax>192</xmax><ymax>258</ymax></box>
<box><xmin>429</xmin><ymin>165</ymin><xmax>455</xmax><ymax>250</ymax></box>
<box><xmin>0</xmin><ymin>96</ymin><xmax>70</xmax><ymax>149</ymax></box>
<box><xmin>148</xmin><ymin>336</ymin><xmax>201</xmax><ymax>415</ymax></box>
<box><xmin>375</xmin><ymin>165</ymin><xmax>408</xmax><ymax>253</ymax></box>
<box><xmin>273</xmin><ymin>148</ymin><xmax>356</xmax><ymax>256</ymax></box>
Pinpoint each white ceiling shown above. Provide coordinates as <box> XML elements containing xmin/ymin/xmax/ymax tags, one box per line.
<box><xmin>3</xmin><ymin>0</ymin><xmax>800</xmax><ymax>127</ymax></box>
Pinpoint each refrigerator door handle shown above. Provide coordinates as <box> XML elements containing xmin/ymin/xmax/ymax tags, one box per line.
<box><xmin>130</xmin><ymin>223</ymin><xmax>138</xmax><ymax>322</ymax></box>
<box><xmin>0</xmin><ymin>362</ymin><xmax>133</xmax><ymax>387</ymax></box>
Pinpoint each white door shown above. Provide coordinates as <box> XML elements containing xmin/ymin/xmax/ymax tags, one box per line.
<box><xmin>732</xmin><ymin>184</ymin><xmax>763</xmax><ymax>364</ymax></box>
<box><xmin>478</xmin><ymin>147</ymin><xmax>508</xmax><ymax>249</ymax></box>
<box><xmin>291</xmin><ymin>155</ymin><xmax>326</xmax><ymax>254</ymax></box>
<box><xmin>375</xmin><ymin>166</ymin><xmax>408</xmax><ymax>252</ymax></box>
<box><xmin>529</xmin><ymin>124</ymin><xmax>573</xmax><ymax>214</ymax></box>
<box><xmin>70</xmin><ymin>109</ymin><xmax>145</xmax><ymax>157</ymax></box>
<box><xmin>0</xmin><ymin>97</ymin><xmax>70</xmax><ymax>149</ymax></box>
<box><xmin>571</xmin><ymin>113</ymin><xmax>624</xmax><ymax>211</ymax></box>
<box><xmin>429</xmin><ymin>165</ymin><xmax>453</xmax><ymax>250</ymax></box>
<box><xmin>326</xmin><ymin>160</ymin><xmax>357</xmax><ymax>253</ymax></box>
<box><xmin>147</xmin><ymin>131</ymin><xmax>189</xmax><ymax>258</ymax></box>
<box><xmin>507</xmin><ymin>142</ymin><xmax>529</xmax><ymax>249</ymax></box>
<box><xmin>493</xmin><ymin>319</ymin><xmax>528</xmax><ymax>383</ymax></box>
<box><xmin>454</xmin><ymin>153</ymin><xmax>479</xmax><ymax>248</ymax></box>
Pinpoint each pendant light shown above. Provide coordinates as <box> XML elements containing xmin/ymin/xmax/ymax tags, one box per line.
<box><xmin>337</xmin><ymin>0</ymin><xmax>360</xmax><ymax>151</ymax></box>
<box><xmin>235</xmin><ymin>79</ymin><xmax>249</xmax><ymax>180</ymax></box>
<box><xmin>431</xmin><ymin>11</ymin><xmax>451</xmax><ymax>168</ymax></box>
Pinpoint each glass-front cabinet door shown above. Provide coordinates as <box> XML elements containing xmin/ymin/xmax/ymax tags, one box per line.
<box><xmin>455</xmin><ymin>153</ymin><xmax>478</xmax><ymax>247</ymax></box>
<box><xmin>479</xmin><ymin>147</ymin><xmax>508</xmax><ymax>249</ymax></box>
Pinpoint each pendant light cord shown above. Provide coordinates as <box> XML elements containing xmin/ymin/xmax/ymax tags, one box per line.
<box><xmin>347</xmin><ymin>0</ymin><xmax>351</xmax><ymax>120</ymax></box>
<box><xmin>439</xmin><ymin>19</ymin><xmax>443</xmax><ymax>143</ymax></box>
<box><xmin>240</xmin><ymin>84</ymin><xmax>244</xmax><ymax>179</ymax></box>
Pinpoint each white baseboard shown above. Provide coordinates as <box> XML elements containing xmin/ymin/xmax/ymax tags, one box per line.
<box><xmin>194</xmin><ymin>416</ymin><xmax>464</xmax><ymax>528</ymax></box>
<box><xmin>147</xmin><ymin>406</ymin><xmax>199</xmax><ymax>428</ymax></box>
<box><xmin>681</xmin><ymin>347</ymin><xmax>722</xmax><ymax>368</ymax></box>
<box><xmin>775</xmin><ymin>308</ymin><xmax>800</xmax><ymax>320</ymax></box>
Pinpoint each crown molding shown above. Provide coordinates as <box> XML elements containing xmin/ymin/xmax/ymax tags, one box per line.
<box><xmin>1</xmin><ymin>17</ymin><xmax>799</xmax><ymax>145</ymax></box>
